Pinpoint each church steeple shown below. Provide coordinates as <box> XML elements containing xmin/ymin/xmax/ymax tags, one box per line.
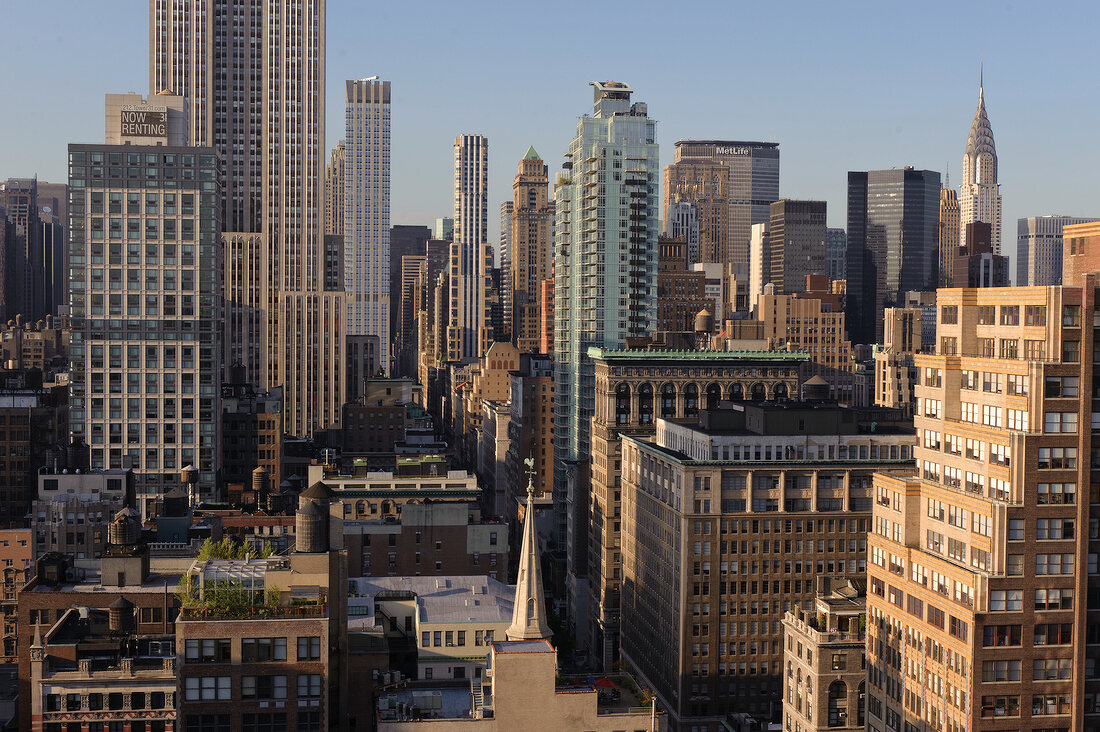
<box><xmin>506</xmin><ymin>459</ymin><xmax>551</xmax><ymax>642</ymax></box>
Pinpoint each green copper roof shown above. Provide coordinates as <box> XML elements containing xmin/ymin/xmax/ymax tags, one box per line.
<box><xmin>587</xmin><ymin>347</ymin><xmax>810</xmax><ymax>362</ymax></box>
<box><xmin>523</xmin><ymin>145</ymin><xmax>541</xmax><ymax>161</ymax></box>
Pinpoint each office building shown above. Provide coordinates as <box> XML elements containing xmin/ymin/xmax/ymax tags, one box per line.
<box><xmin>448</xmin><ymin>134</ymin><xmax>491</xmax><ymax>361</ymax></box>
<box><xmin>390</xmin><ymin>225</ymin><xmax>431</xmax><ymax>356</ymax></box>
<box><xmin>506</xmin><ymin>354</ymin><xmax>555</xmax><ymax>515</ymax></box>
<box><xmin>510</xmin><ymin>147</ymin><xmax>554</xmax><ymax>353</ymax></box>
<box><xmin>619</xmin><ymin>402</ymin><xmax>914</xmax><ymax>728</ymax></box>
<box><xmin>433</xmin><ymin>217</ymin><xmax>454</xmax><ymax>242</ymax></box>
<box><xmin>221</xmin><ymin>376</ymin><xmax>284</xmax><ymax>505</ymax></box>
<box><xmin>768</xmin><ymin>200</ymin><xmax>827</xmax><ymax>294</ymax></box>
<box><xmin>846</xmin><ymin>168</ymin><xmax>940</xmax><ymax>344</ymax></box>
<box><xmin>951</xmin><ymin>222</ymin><xmax>1009</xmax><ymax>287</ymax></box>
<box><xmin>67</xmin><ymin>141</ymin><xmax>222</xmax><ymax>515</ymax></box>
<box><xmin>825</xmin><ymin>227</ymin><xmax>846</xmax><ymax>283</ymax></box>
<box><xmin>345</xmin><ymin>78</ymin><xmax>392</xmax><ymax>374</ymax></box>
<box><xmin>0</xmin><ymin>315</ymin><xmax>67</xmax><ymax>372</ymax></box>
<box><xmin>663</xmin><ymin>140</ymin><xmax>780</xmax><ymax>273</ymax></box>
<box><xmin>782</xmin><ymin>581</ymin><xmax>867</xmax><ymax>732</ymax></box>
<box><xmin>939</xmin><ymin>187</ymin><xmax>961</xmax><ymax>286</ymax></box>
<box><xmin>667</xmin><ymin>201</ymin><xmax>701</xmax><ymax>268</ymax></box>
<box><xmin>873</xmin><ymin>307</ymin><xmax>924</xmax><ymax>416</ymax></box>
<box><xmin>325</xmin><ymin>140</ymin><xmax>345</xmax><ymax>235</ymax></box>
<box><xmin>959</xmin><ymin>75</ymin><xmax>1003</xmax><ymax>254</ymax></box>
<box><xmin>1017</xmin><ymin>215</ymin><xmax>1100</xmax><ymax>286</ymax></box>
<box><xmin>1062</xmin><ymin>220</ymin><xmax>1100</xmax><ymax>286</ymax></box>
<box><xmin>0</xmin><ymin>178</ymin><xmax>66</xmax><ymax>323</ymax></box>
<box><xmin>553</xmin><ymin>82</ymin><xmax>659</xmax><ymax>636</ymax></box>
<box><xmin>500</xmin><ymin>201</ymin><xmax>514</xmax><ymax>342</ymax></box>
<box><xmin>749</xmin><ymin>222</ymin><xmax>769</xmax><ymax>311</ymax></box>
<box><xmin>758</xmin><ymin>283</ymin><xmax>853</xmax><ymax>402</ymax></box>
<box><xmin>866</xmin><ymin>284</ymin><xmax>1098</xmax><ymax>732</ymax></box>
<box><xmin>152</xmin><ymin>0</ymin><xmax>344</xmax><ymax>438</ymax></box>
<box><xmin>585</xmin><ymin>348</ymin><xmax>806</xmax><ymax>669</ymax></box>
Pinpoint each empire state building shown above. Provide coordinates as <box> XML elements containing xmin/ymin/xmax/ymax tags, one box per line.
<box><xmin>959</xmin><ymin>71</ymin><xmax>1003</xmax><ymax>254</ymax></box>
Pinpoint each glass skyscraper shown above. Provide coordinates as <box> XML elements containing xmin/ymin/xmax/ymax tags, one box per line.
<box><xmin>846</xmin><ymin>167</ymin><xmax>940</xmax><ymax>344</ymax></box>
<box><xmin>553</xmin><ymin>81</ymin><xmax>658</xmax><ymax>651</ymax></box>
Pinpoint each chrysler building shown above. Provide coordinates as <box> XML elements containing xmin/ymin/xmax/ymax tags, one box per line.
<box><xmin>959</xmin><ymin>69</ymin><xmax>1003</xmax><ymax>254</ymax></box>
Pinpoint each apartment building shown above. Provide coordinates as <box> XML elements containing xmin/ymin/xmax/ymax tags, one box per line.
<box><xmin>866</xmin><ymin>283</ymin><xmax>1099</xmax><ymax>732</ymax></box>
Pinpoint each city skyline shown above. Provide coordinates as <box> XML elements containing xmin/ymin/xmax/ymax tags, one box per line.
<box><xmin>2</xmin><ymin>3</ymin><xmax>1098</xmax><ymax>268</ymax></box>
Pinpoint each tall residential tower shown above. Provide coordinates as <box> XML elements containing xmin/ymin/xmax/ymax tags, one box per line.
<box><xmin>344</xmin><ymin>78</ymin><xmax>391</xmax><ymax>374</ymax></box>
<box><xmin>448</xmin><ymin>134</ymin><xmax>490</xmax><ymax>361</ymax></box>
<box><xmin>553</xmin><ymin>81</ymin><xmax>659</xmax><ymax>653</ymax></box>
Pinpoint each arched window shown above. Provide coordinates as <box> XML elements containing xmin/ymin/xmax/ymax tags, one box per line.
<box><xmin>774</xmin><ymin>383</ymin><xmax>789</xmax><ymax>399</ymax></box>
<box><xmin>705</xmin><ymin>383</ymin><xmax>720</xmax><ymax>409</ymax></box>
<box><xmin>638</xmin><ymin>383</ymin><xmax>654</xmax><ymax>424</ymax></box>
<box><xmin>729</xmin><ymin>383</ymin><xmax>744</xmax><ymax>401</ymax></box>
<box><xmin>684</xmin><ymin>383</ymin><xmax>699</xmax><ymax>418</ymax></box>
<box><xmin>828</xmin><ymin>680</ymin><xmax>848</xmax><ymax>727</ymax></box>
<box><xmin>615</xmin><ymin>383</ymin><xmax>630</xmax><ymax>425</ymax></box>
<box><xmin>660</xmin><ymin>383</ymin><xmax>676</xmax><ymax>418</ymax></box>
<box><xmin>750</xmin><ymin>382</ymin><xmax>766</xmax><ymax>401</ymax></box>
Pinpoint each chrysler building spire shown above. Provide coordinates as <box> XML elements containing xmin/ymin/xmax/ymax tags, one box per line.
<box><xmin>506</xmin><ymin>458</ymin><xmax>552</xmax><ymax>641</ymax></box>
<box><xmin>959</xmin><ymin>68</ymin><xmax>1002</xmax><ymax>253</ymax></box>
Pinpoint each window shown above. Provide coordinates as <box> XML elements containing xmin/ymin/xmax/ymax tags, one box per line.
<box><xmin>1062</xmin><ymin>304</ymin><xmax>1080</xmax><ymax>326</ymax></box>
<box><xmin>977</xmin><ymin>338</ymin><xmax>996</xmax><ymax>357</ymax></box>
<box><xmin>999</xmin><ymin>339</ymin><xmax>1018</xmax><ymax>359</ymax></box>
<box><xmin>297</xmin><ymin>674</ymin><xmax>322</xmax><ymax>698</ymax></box>
<box><xmin>1037</xmin><ymin>447</ymin><xmax>1076</xmax><ymax>469</ymax></box>
<box><xmin>297</xmin><ymin>636</ymin><xmax>320</xmax><ymax>661</ymax></box>
<box><xmin>982</xmin><ymin>660</ymin><xmax>1021</xmax><ymax>682</ymax></box>
<box><xmin>977</xmin><ymin>306</ymin><xmax>996</xmax><ymax>324</ymax></box>
<box><xmin>1062</xmin><ymin>340</ymin><xmax>1080</xmax><ymax>363</ymax></box>
<box><xmin>1033</xmin><ymin>658</ymin><xmax>1072</xmax><ymax>680</ymax></box>
<box><xmin>1034</xmin><ymin>623</ymin><xmax>1072</xmax><ymax>645</ymax></box>
<box><xmin>241</xmin><ymin>675</ymin><xmax>287</xmax><ymax>699</ymax></box>
<box><xmin>831</xmin><ymin>654</ymin><xmax>847</xmax><ymax>670</ymax></box>
<box><xmin>1031</xmin><ymin>694</ymin><xmax>1071</xmax><ymax>716</ymax></box>
<box><xmin>981</xmin><ymin>695</ymin><xmax>1020</xmax><ymax>718</ymax></box>
<box><xmin>1035</xmin><ymin>553</ymin><xmax>1074</xmax><ymax>575</ymax></box>
<box><xmin>1000</xmin><ymin>306</ymin><xmax>1019</xmax><ymax>325</ymax></box>
<box><xmin>1025</xmin><ymin>305</ymin><xmax>1047</xmax><ymax>326</ymax></box>
<box><xmin>940</xmin><ymin>305</ymin><xmax>958</xmax><ymax>324</ymax></box>
<box><xmin>1043</xmin><ymin>412</ymin><xmax>1077</xmax><ymax>433</ymax></box>
<box><xmin>1007</xmin><ymin>374</ymin><xmax>1028</xmax><ymax>395</ymax></box>
<box><xmin>983</xmin><ymin>625</ymin><xmax>1021</xmax><ymax>647</ymax></box>
<box><xmin>241</xmin><ymin>637</ymin><xmax>287</xmax><ymax>662</ymax></box>
<box><xmin>989</xmin><ymin>590</ymin><xmax>1022</xmax><ymax>611</ymax></box>
<box><xmin>1036</xmin><ymin>518</ymin><xmax>1074</xmax><ymax>540</ymax></box>
<box><xmin>184</xmin><ymin>638</ymin><xmax>231</xmax><ymax>663</ymax></box>
<box><xmin>1034</xmin><ymin>588</ymin><xmax>1072</xmax><ymax>610</ymax></box>
<box><xmin>1037</xmin><ymin>483</ymin><xmax>1075</xmax><ymax>505</ymax></box>
<box><xmin>184</xmin><ymin>676</ymin><xmax>231</xmax><ymax>701</ymax></box>
<box><xmin>948</xmin><ymin>616</ymin><xmax>968</xmax><ymax>641</ymax></box>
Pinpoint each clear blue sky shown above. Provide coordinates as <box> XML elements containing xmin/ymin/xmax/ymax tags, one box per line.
<box><xmin>2</xmin><ymin>0</ymin><xmax>1099</xmax><ymax>265</ymax></box>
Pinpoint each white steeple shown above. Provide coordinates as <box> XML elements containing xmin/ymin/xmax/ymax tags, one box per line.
<box><xmin>506</xmin><ymin>458</ymin><xmax>552</xmax><ymax>642</ymax></box>
<box><xmin>959</xmin><ymin>66</ymin><xmax>1002</xmax><ymax>254</ymax></box>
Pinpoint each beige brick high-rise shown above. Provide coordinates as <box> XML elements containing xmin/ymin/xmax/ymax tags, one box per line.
<box><xmin>152</xmin><ymin>0</ymin><xmax>344</xmax><ymax>437</ymax></box>
<box><xmin>866</xmin><ymin>283</ymin><xmax>1097</xmax><ymax>732</ymax></box>
<box><xmin>509</xmin><ymin>147</ymin><xmax>553</xmax><ymax>353</ymax></box>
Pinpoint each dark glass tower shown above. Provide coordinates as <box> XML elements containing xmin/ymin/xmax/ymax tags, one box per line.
<box><xmin>846</xmin><ymin>168</ymin><xmax>940</xmax><ymax>344</ymax></box>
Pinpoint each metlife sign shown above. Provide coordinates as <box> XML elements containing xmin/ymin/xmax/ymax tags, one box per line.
<box><xmin>715</xmin><ymin>145</ymin><xmax>752</xmax><ymax>156</ymax></box>
<box><xmin>120</xmin><ymin>106</ymin><xmax>168</xmax><ymax>138</ymax></box>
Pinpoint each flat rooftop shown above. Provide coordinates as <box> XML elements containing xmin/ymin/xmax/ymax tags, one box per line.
<box><xmin>492</xmin><ymin>639</ymin><xmax>553</xmax><ymax>654</ymax></box>
<box><xmin>378</xmin><ymin>684</ymin><xmax>472</xmax><ymax>722</ymax></box>
<box><xmin>350</xmin><ymin>575</ymin><xmax>514</xmax><ymax>625</ymax></box>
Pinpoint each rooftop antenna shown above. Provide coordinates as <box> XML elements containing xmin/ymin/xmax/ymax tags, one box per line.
<box><xmin>944</xmin><ymin>162</ymin><xmax>949</xmax><ymax>190</ymax></box>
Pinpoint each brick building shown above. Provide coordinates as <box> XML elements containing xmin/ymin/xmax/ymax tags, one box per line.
<box><xmin>0</xmin><ymin>528</ymin><xmax>32</xmax><ymax>660</ymax></box>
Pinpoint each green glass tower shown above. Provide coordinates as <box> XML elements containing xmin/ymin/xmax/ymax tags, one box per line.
<box><xmin>553</xmin><ymin>81</ymin><xmax>659</xmax><ymax>650</ymax></box>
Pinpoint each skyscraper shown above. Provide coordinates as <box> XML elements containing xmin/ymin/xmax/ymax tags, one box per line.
<box><xmin>959</xmin><ymin>73</ymin><xmax>1003</xmax><ymax>254</ymax></box>
<box><xmin>868</xmin><ymin>283</ymin><xmax>1096</xmax><ymax>732</ymax></box>
<box><xmin>939</xmin><ymin>186</ymin><xmax>960</xmax><ymax>286</ymax></box>
<box><xmin>67</xmin><ymin>137</ymin><xmax>222</xmax><ymax>515</ymax></box>
<box><xmin>767</xmin><ymin>199</ymin><xmax>827</xmax><ymax>294</ymax></box>
<box><xmin>499</xmin><ymin>201</ymin><xmax>513</xmax><ymax>343</ymax></box>
<box><xmin>846</xmin><ymin>168</ymin><xmax>940</xmax><ymax>344</ymax></box>
<box><xmin>448</xmin><ymin>134</ymin><xmax>490</xmax><ymax>360</ymax></box>
<box><xmin>1016</xmin><ymin>215</ymin><xmax>1100</xmax><ymax>286</ymax></box>
<box><xmin>510</xmin><ymin>147</ymin><xmax>553</xmax><ymax>353</ymax></box>
<box><xmin>324</xmin><ymin>140</ymin><xmax>345</xmax><ymax>236</ymax></box>
<box><xmin>825</xmin><ymin>227</ymin><xmax>847</xmax><ymax>282</ymax></box>
<box><xmin>663</xmin><ymin>140</ymin><xmax>779</xmax><ymax>274</ymax></box>
<box><xmin>344</xmin><ymin>78</ymin><xmax>391</xmax><ymax>375</ymax></box>
<box><xmin>667</xmin><ymin>201</ymin><xmax>700</xmax><ymax>268</ymax></box>
<box><xmin>553</xmin><ymin>81</ymin><xmax>658</xmax><ymax>653</ymax></box>
<box><xmin>152</xmin><ymin>0</ymin><xmax>343</xmax><ymax>437</ymax></box>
